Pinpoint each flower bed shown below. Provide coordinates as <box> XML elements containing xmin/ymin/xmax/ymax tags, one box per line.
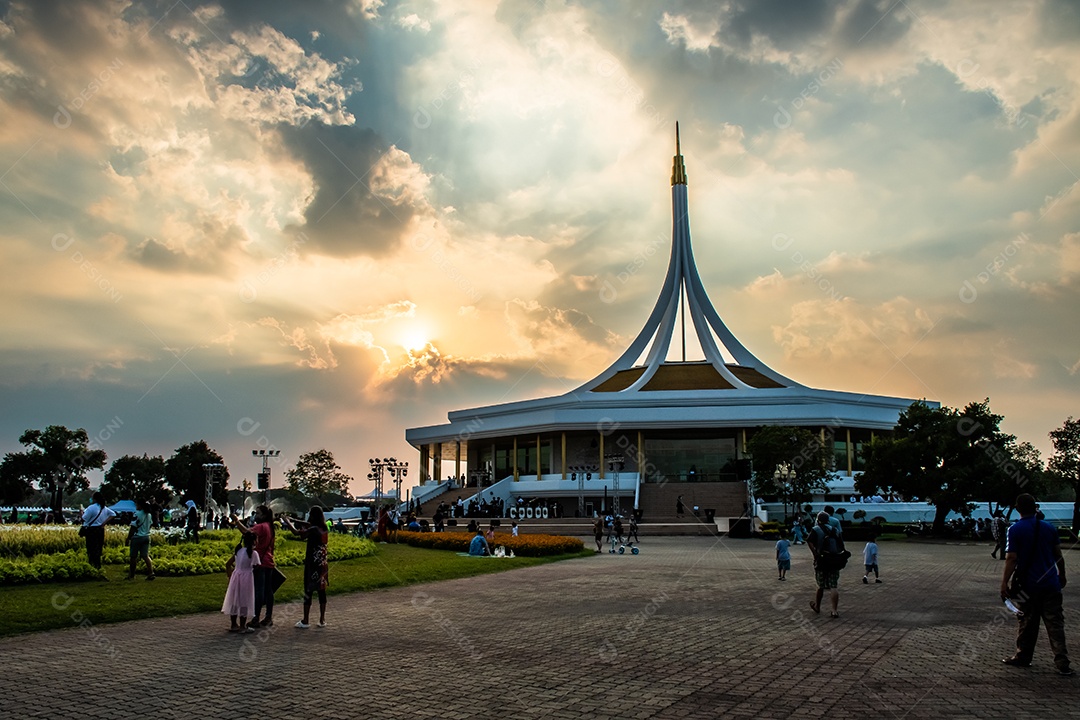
<box><xmin>0</xmin><ymin>527</ymin><xmax>377</xmax><ymax>583</ymax></box>
<box><xmin>395</xmin><ymin>531</ymin><xmax>584</xmax><ymax>557</ymax></box>
<box><xmin>0</xmin><ymin>525</ymin><xmax>193</xmax><ymax>558</ymax></box>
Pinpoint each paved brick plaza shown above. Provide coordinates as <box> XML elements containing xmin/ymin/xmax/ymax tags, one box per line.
<box><xmin>1</xmin><ymin>537</ymin><xmax>1077</xmax><ymax>719</ymax></box>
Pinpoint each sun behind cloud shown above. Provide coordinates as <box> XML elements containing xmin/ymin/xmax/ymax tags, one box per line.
<box><xmin>398</xmin><ymin>324</ymin><xmax>432</xmax><ymax>352</ymax></box>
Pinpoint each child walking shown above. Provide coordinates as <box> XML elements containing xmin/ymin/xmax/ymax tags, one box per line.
<box><xmin>285</xmin><ymin>507</ymin><xmax>329</xmax><ymax>629</ymax></box>
<box><xmin>863</xmin><ymin>537</ymin><xmax>881</xmax><ymax>583</ymax></box>
<box><xmin>223</xmin><ymin>532</ymin><xmax>260</xmax><ymax>632</ymax></box>
<box><xmin>776</xmin><ymin>533</ymin><xmax>791</xmax><ymax>580</ymax></box>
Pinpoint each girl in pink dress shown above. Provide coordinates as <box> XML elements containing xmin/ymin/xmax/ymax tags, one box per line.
<box><xmin>222</xmin><ymin>532</ymin><xmax>260</xmax><ymax>633</ymax></box>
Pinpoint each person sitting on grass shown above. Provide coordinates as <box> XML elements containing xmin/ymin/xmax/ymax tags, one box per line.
<box><xmin>468</xmin><ymin>527</ymin><xmax>490</xmax><ymax>556</ymax></box>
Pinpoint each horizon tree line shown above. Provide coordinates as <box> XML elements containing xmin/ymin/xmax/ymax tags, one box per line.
<box><xmin>0</xmin><ymin>426</ymin><xmax>356</xmax><ymax>514</ymax></box>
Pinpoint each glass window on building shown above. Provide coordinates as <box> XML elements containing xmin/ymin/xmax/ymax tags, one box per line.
<box><xmin>832</xmin><ymin>439</ymin><xmax>849</xmax><ymax>474</ymax></box>
<box><xmin>514</xmin><ymin>442</ymin><xmax>552</xmax><ymax>477</ymax></box>
<box><xmin>850</xmin><ymin>430</ymin><xmax>872</xmax><ymax>472</ymax></box>
<box><xmin>494</xmin><ymin>447</ymin><xmax>512</xmax><ymax>480</ymax></box>
<box><xmin>643</xmin><ymin>436</ymin><xmax>737</xmax><ymax>482</ymax></box>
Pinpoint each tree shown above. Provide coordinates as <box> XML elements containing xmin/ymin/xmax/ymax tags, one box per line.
<box><xmin>857</xmin><ymin>399</ymin><xmax>1021</xmax><ymax>534</ymax></box>
<box><xmin>0</xmin><ymin>425</ymin><xmax>107</xmax><ymax>514</ymax></box>
<box><xmin>99</xmin><ymin>454</ymin><xmax>171</xmax><ymax>506</ymax></box>
<box><xmin>983</xmin><ymin>440</ymin><xmax>1048</xmax><ymax>518</ymax></box>
<box><xmin>746</xmin><ymin>426</ymin><xmax>835</xmax><ymax>517</ymax></box>
<box><xmin>286</xmin><ymin>449</ymin><xmax>353</xmax><ymax>501</ymax></box>
<box><xmin>1048</xmin><ymin>417</ymin><xmax>1080</xmax><ymax>532</ymax></box>
<box><xmin>164</xmin><ymin>441</ymin><xmax>229</xmax><ymax>507</ymax></box>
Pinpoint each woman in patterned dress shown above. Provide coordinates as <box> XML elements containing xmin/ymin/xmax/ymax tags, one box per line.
<box><xmin>284</xmin><ymin>507</ymin><xmax>329</xmax><ymax>629</ymax></box>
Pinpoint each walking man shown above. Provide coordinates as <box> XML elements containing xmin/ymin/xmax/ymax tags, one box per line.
<box><xmin>1000</xmin><ymin>493</ymin><xmax>1073</xmax><ymax>675</ymax></box>
<box><xmin>991</xmin><ymin>511</ymin><xmax>1008</xmax><ymax>560</ymax></box>
<box><xmin>807</xmin><ymin>511</ymin><xmax>845</xmax><ymax>618</ymax></box>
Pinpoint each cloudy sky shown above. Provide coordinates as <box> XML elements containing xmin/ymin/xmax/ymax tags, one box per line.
<box><xmin>1</xmin><ymin>0</ymin><xmax>1078</xmax><ymax>496</ymax></box>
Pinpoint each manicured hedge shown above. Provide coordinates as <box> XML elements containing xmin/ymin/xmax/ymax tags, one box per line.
<box><xmin>395</xmin><ymin>531</ymin><xmax>584</xmax><ymax>557</ymax></box>
<box><xmin>0</xmin><ymin>551</ymin><xmax>105</xmax><ymax>584</ymax></box>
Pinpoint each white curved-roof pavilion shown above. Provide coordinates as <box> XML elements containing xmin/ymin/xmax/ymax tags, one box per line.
<box><xmin>405</xmin><ymin>127</ymin><xmax>932</xmax><ymax>491</ymax></box>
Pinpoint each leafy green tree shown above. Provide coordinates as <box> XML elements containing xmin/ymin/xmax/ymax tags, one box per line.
<box><xmin>286</xmin><ymin>449</ymin><xmax>353</xmax><ymax>501</ymax></box>
<box><xmin>100</xmin><ymin>454</ymin><xmax>171</xmax><ymax>506</ymax></box>
<box><xmin>746</xmin><ymin>426</ymin><xmax>834</xmax><ymax>517</ymax></box>
<box><xmin>982</xmin><ymin>440</ymin><xmax>1048</xmax><ymax>518</ymax></box>
<box><xmin>857</xmin><ymin>399</ymin><xmax>1021</xmax><ymax>534</ymax></box>
<box><xmin>164</xmin><ymin>440</ymin><xmax>229</xmax><ymax>507</ymax></box>
<box><xmin>1048</xmin><ymin>417</ymin><xmax>1080</xmax><ymax>532</ymax></box>
<box><xmin>0</xmin><ymin>425</ymin><xmax>107</xmax><ymax>514</ymax></box>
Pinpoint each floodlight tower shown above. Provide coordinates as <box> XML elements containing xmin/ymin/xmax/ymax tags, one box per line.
<box><xmin>252</xmin><ymin>449</ymin><xmax>280</xmax><ymax>504</ymax></box>
<box><xmin>202</xmin><ymin>462</ymin><xmax>224</xmax><ymax>525</ymax></box>
<box><xmin>606</xmin><ymin>453</ymin><xmax>625</xmax><ymax>518</ymax></box>
<box><xmin>367</xmin><ymin>460</ymin><xmax>384</xmax><ymax>504</ymax></box>
<box><xmin>386</xmin><ymin>458</ymin><xmax>408</xmax><ymax>509</ymax></box>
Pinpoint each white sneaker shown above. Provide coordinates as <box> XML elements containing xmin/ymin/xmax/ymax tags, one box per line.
<box><xmin>316</xmin><ymin>621</ymin><xmax>326</xmax><ymax>629</ymax></box>
<box><xmin>295</xmin><ymin>621</ymin><xmax>310</xmax><ymax>629</ymax></box>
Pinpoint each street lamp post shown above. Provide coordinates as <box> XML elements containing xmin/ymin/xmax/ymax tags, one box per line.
<box><xmin>252</xmin><ymin>449</ymin><xmax>280</xmax><ymax>505</ymax></box>
<box><xmin>774</xmin><ymin>462</ymin><xmax>794</xmax><ymax>520</ymax></box>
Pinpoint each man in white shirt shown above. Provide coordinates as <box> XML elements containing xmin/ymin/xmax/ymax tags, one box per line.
<box><xmin>81</xmin><ymin>492</ymin><xmax>116</xmax><ymax>568</ymax></box>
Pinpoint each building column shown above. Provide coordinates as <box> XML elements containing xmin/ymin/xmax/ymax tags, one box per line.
<box><xmin>513</xmin><ymin>436</ymin><xmax>519</xmax><ymax>481</ymax></box>
<box><xmin>454</xmin><ymin>441</ymin><xmax>461</xmax><ymax>483</ymax></box>
<box><xmin>637</xmin><ymin>430</ymin><xmax>645</xmax><ymax>483</ymax></box>
<box><xmin>433</xmin><ymin>443</ymin><xmax>442</xmax><ymax>486</ymax></box>
<box><xmin>845</xmin><ymin>428</ymin><xmax>853</xmax><ymax>474</ymax></box>
<box><xmin>599</xmin><ymin>432</ymin><xmax>605</xmax><ymax>479</ymax></box>
<box><xmin>561</xmin><ymin>432</ymin><xmax>567</xmax><ymax>480</ymax></box>
<box><xmin>419</xmin><ymin>445</ymin><xmax>430</xmax><ymax>484</ymax></box>
<box><xmin>536</xmin><ymin>434</ymin><xmax>541</xmax><ymax>479</ymax></box>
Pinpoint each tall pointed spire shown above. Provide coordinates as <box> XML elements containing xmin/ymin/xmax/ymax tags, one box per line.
<box><xmin>577</xmin><ymin>125</ymin><xmax>801</xmax><ymax>393</ymax></box>
<box><xmin>671</xmin><ymin>121</ymin><xmax>687</xmax><ymax>186</ymax></box>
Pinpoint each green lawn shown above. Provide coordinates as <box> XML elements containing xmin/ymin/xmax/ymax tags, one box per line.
<box><xmin>0</xmin><ymin>543</ymin><xmax>592</xmax><ymax>637</ymax></box>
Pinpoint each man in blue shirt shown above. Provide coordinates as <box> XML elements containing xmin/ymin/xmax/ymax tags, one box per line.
<box><xmin>1000</xmin><ymin>493</ymin><xmax>1072</xmax><ymax>675</ymax></box>
<box><xmin>823</xmin><ymin>505</ymin><xmax>843</xmax><ymax>536</ymax></box>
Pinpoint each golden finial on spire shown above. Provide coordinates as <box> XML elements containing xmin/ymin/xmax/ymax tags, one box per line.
<box><xmin>671</xmin><ymin>122</ymin><xmax>687</xmax><ymax>186</ymax></box>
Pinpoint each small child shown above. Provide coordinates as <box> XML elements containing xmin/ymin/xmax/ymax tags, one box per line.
<box><xmin>511</xmin><ymin>521</ymin><xmax>519</xmax><ymax>537</ymax></box>
<box><xmin>863</xmin><ymin>538</ymin><xmax>881</xmax><ymax>583</ymax></box>
<box><xmin>775</xmin><ymin>534</ymin><xmax>791</xmax><ymax>580</ymax></box>
<box><xmin>222</xmin><ymin>532</ymin><xmax>260</xmax><ymax>632</ymax></box>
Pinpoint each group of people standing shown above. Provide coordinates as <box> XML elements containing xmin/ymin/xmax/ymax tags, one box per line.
<box><xmin>591</xmin><ymin>513</ymin><xmax>639</xmax><ymax>553</ymax></box>
<box><xmin>221</xmin><ymin>505</ymin><xmax>330</xmax><ymax>631</ymax></box>
<box><xmin>79</xmin><ymin>494</ymin><xmax>331</xmax><ymax>633</ymax></box>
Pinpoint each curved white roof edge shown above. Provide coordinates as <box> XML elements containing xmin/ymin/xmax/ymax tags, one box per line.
<box><xmin>444</xmin><ymin>385</ymin><xmax>929</xmax><ymax>420</ymax></box>
<box><xmin>406</xmin><ymin>389</ymin><xmax>938</xmax><ymax>445</ymax></box>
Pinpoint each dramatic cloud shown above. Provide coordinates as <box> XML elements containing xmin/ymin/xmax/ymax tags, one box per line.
<box><xmin>1</xmin><ymin>0</ymin><xmax>1078</xmax><ymax>494</ymax></box>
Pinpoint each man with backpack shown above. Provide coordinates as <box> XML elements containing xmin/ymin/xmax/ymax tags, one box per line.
<box><xmin>808</xmin><ymin>511</ymin><xmax>849</xmax><ymax>618</ymax></box>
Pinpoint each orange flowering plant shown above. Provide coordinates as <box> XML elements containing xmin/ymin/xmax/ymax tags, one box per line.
<box><xmin>395</xmin><ymin>531</ymin><xmax>584</xmax><ymax>556</ymax></box>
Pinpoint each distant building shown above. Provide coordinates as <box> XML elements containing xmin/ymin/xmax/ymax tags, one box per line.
<box><xmin>405</xmin><ymin>126</ymin><xmax>935</xmax><ymax>519</ymax></box>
